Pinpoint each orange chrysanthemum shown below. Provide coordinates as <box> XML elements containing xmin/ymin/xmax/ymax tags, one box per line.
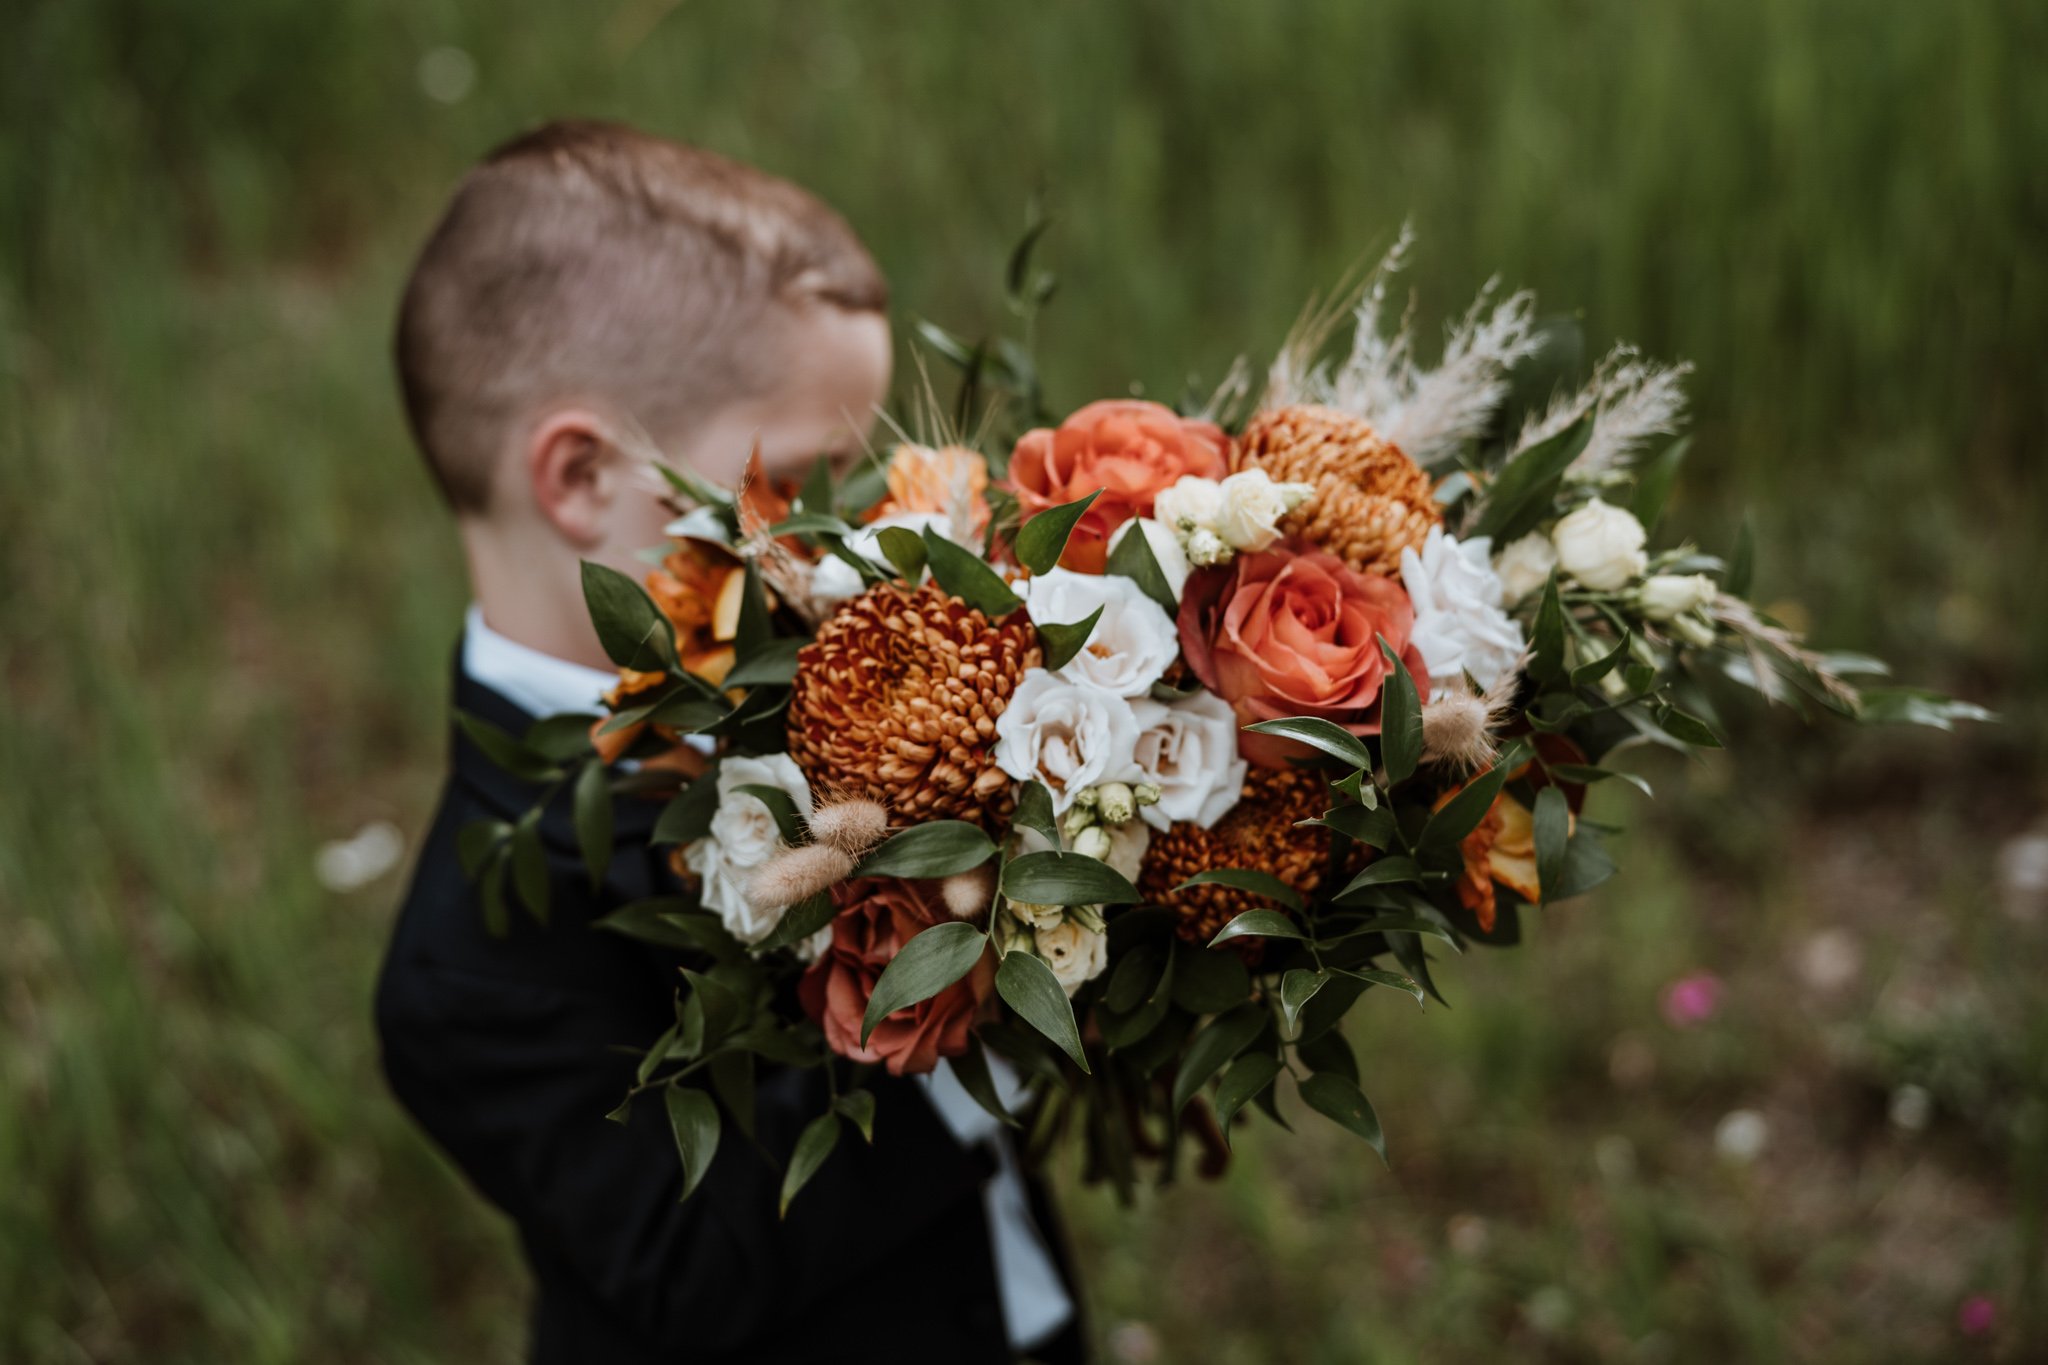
<box><xmin>1138</xmin><ymin>767</ymin><xmax>1337</xmax><ymax>949</ymax></box>
<box><xmin>1233</xmin><ymin>404</ymin><xmax>1441</xmax><ymax>576</ymax></box>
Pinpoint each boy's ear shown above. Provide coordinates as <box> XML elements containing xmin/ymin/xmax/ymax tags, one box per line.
<box><xmin>526</xmin><ymin>409</ymin><xmax>618</xmax><ymax>548</ymax></box>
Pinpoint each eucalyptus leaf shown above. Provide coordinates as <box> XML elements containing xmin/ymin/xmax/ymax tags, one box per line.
<box><xmin>875</xmin><ymin>526</ymin><xmax>928</xmax><ymax>582</ymax></box>
<box><xmin>1630</xmin><ymin>435</ymin><xmax>1692</xmax><ymax>530</ymax></box>
<box><xmin>1278</xmin><ymin>969</ymin><xmax>1329</xmax><ymax>1037</ymax></box>
<box><xmin>1001</xmin><ymin>851</ymin><xmax>1142</xmax><ymax>906</ymax></box>
<box><xmin>860</xmin><ymin>922</ymin><xmax>990</xmax><ymax>1046</ymax></box>
<box><xmin>779</xmin><ymin>1112</ymin><xmax>841</xmax><ymax>1216</ymax></box>
<box><xmin>921</xmin><ymin>528</ymin><xmax>1022</xmax><ymax>618</ymax></box>
<box><xmin>1333</xmin><ymin>856</ymin><xmax>1422</xmax><ymax>900</ymax></box>
<box><xmin>1376</xmin><ymin>638</ymin><xmax>1423</xmax><ymax>784</ymax></box>
<box><xmin>1036</xmin><ymin>607</ymin><xmax>1104</xmax><ymax>671</ymax></box>
<box><xmin>1014</xmin><ymin>489</ymin><xmax>1103</xmax><ymax>575</ymax></box>
<box><xmin>1418</xmin><ymin>763</ymin><xmax>1510</xmax><ymax>854</ymax></box>
<box><xmin>856</xmin><ymin>821</ymin><xmax>997</xmax><ymax>880</ymax></box>
<box><xmin>1104</xmin><ymin>516</ymin><xmax>1179</xmax><ymax>613</ymax></box>
<box><xmin>664</xmin><ymin>1086</ymin><xmax>722</xmax><ymax>1202</ymax></box>
<box><xmin>1298</xmin><ymin>1071</ymin><xmax>1388</xmax><ymax>1165</ymax></box>
<box><xmin>995</xmin><ymin>949</ymin><xmax>1089</xmax><ymax>1072</ymax></box>
<box><xmin>1174</xmin><ymin>867</ymin><xmax>1303</xmax><ymax>912</ymax></box>
<box><xmin>1529</xmin><ymin>573</ymin><xmax>1567</xmax><ymax>685</ymax></box>
<box><xmin>1532</xmin><ymin>786</ymin><xmax>1571</xmax><ymax>902</ymax></box>
<box><xmin>1170</xmin><ymin>1003</ymin><xmax>1267</xmax><ymax>1114</ymax></box>
<box><xmin>833</xmin><ymin>1090</ymin><xmax>876</xmax><ymax>1144</ymax></box>
<box><xmin>1213</xmin><ymin>1051</ymin><xmax>1283</xmax><ymax>1140</ymax></box>
<box><xmin>1240</xmin><ymin>717</ymin><xmax>1373</xmax><ymax>771</ymax></box>
<box><xmin>1208</xmin><ymin>909</ymin><xmax>1308</xmax><ymax>948</ymax></box>
<box><xmin>581</xmin><ymin>560</ymin><xmax>679</xmax><ymax>672</ymax></box>
<box><xmin>1310</xmin><ymin>802</ymin><xmax>1398</xmax><ymax>849</ymax></box>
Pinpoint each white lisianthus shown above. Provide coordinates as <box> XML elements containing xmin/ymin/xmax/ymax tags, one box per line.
<box><xmin>992</xmin><ymin>671</ymin><xmax>1141</xmax><ymax>813</ymax></box>
<box><xmin>1129</xmin><ymin>692</ymin><xmax>1246</xmax><ymax>830</ymax></box>
<box><xmin>683</xmin><ymin>754</ymin><xmax>814</xmax><ymax>944</ymax></box>
<box><xmin>1551</xmin><ymin>499</ymin><xmax>1649</xmax><ymax>592</ymax></box>
<box><xmin>1399</xmin><ymin>528</ymin><xmax>1526</xmax><ymax>700</ymax></box>
<box><xmin>1022</xmin><ymin>568</ymin><xmax>1179</xmax><ymax>697</ymax></box>
<box><xmin>1034</xmin><ymin>918</ymin><xmax>1109</xmax><ymax>996</ymax></box>
<box><xmin>1493</xmin><ymin>531</ymin><xmax>1560</xmax><ymax>603</ymax></box>
<box><xmin>1102</xmin><ymin>819</ymin><xmax>1151</xmax><ymax>884</ymax></box>
<box><xmin>1670</xmin><ymin>611</ymin><xmax>1719</xmax><ymax>648</ymax></box>
<box><xmin>1152</xmin><ymin>475</ymin><xmax>1224</xmax><ymax>537</ymax></box>
<box><xmin>1213</xmin><ymin>470</ymin><xmax>1314</xmax><ymax>553</ymax></box>
<box><xmin>810</xmin><ymin>511</ymin><xmax>948</xmax><ymax>602</ymax></box>
<box><xmin>1106</xmin><ymin>517</ymin><xmax>1191</xmax><ymax>600</ymax></box>
<box><xmin>1636</xmin><ymin>573</ymin><xmax>1718</xmax><ymax>621</ymax></box>
<box><xmin>1006</xmin><ymin>899</ymin><xmax>1066</xmax><ymax>931</ymax></box>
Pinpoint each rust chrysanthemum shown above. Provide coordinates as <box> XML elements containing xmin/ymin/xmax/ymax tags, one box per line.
<box><xmin>1139</xmin><ymin>766</ymin><xmax>1338</xmax><ymax>948</ymax></box>
<box><xmin>786</xmin><ymin>581</ymin><xmax>1040</xmax><ymax>827</ymax></box>
<box><xmin>1233</xmin><ymin>403</ymin><xmax>1441</xmax><ymax>576</ymax></box>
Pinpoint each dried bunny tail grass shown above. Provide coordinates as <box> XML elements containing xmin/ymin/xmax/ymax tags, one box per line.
<box><xmin>939</xmin><ymin>865</ymin><xmax>996</xmax><ymax>922</ymax></box>
<box><xmin>1421</xmin><ymin>666</ymin><xmax>1521</xmax><ymax>772</ymax></box>
<box><xmin>1511</xmin><ymin>344</ymin><xmax>1693</xmax><ymax>479</ymax></box>
<box><xmin>807</xmin><ymin>798</ymin><xmax>890</xmax><ymax>857</ymax></box>
<box><xmin>745</xmin><ymin>843</ymin><xmax>857</xmax><ymax>915</ymax></box>
<box><xmin>1709</xmin><ymin>593</ymin><xmax>1862</xmax><ymax>710</ymax></box>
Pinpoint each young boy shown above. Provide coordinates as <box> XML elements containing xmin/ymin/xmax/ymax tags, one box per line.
<box><xmin>375</xmin><ymin>121</ymin><xmax>1084</xmax><ymax>1364</ymax></box>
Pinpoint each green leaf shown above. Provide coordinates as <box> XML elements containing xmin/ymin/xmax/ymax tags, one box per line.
<box><xmin>1532</xmin><ymin>787</ymin><xmax>1570</xmax><ymax>902</ymax></box>
<box><xmin>1105</xmin><ymin>517</ymin><xmax>1179</xmax><ymax>613</ymax></box>
<box><xmin>594</xmin><ymin>899</ymin><xmax>741</xmax><ymax>955</ymax></box>
<box><xmin>1174</xmin><ymin>867</ymin><xmax>1304</xmax><ymax>913</ymax></box>
<box><xmin>1630</xmin><ymin>434</ymin><xmax>1691</xmax><ymax>530</ymax></box>
<box><xmin>1529</xmin><ymin>573</ymin><xmax>1567</xmax><ymax>686</ymax></box>
<box><xmin>1278</xmin><ymin>969</ymin><xmax>1328</xmax><ymax>1037</ymax></box>
<box><xmin>855</xmin><ymin>821</ymin><xmax>997</xmax><ymax>880</ymax></box>
<box><xmin>756</xmin><ymin>891</ymin><xmax>837</xmax><ymax>953</ymax></box>
<box><xmin>1376</xmin><ymin>639</ymin><xmax>1423</xmax><ymax>784</ymax></box>
<box><xmin>921</xmin><ymin>528</ymin><xmax>1022</xmax><ymax>618</ymax></box>
<box><xmin>1001</xmin><ymin>851</ymin><xmax>1142</xmax><ymax>907</ymax></box>
<box><xmin>1571</xmin><ymin>632</ymin><xmax>1632</xmax><ymax>688</ymax></box>
<box><xmin>1549</xmin><ymin>826</ymin><xmax>1619</xmax><ymax>901</ymax></box>
<box><xmin>1208</xmin><ymin>909</ymin><xmax>1307</xmax><ymax>948</ymax></box>
<box><xmin>581</xmin><ymin>560</ymin><xmax>679</xmax><ymax>672</ymax></box>
<box><xmin>1169</xmin><ymin>939</ymin><xmax>1253</xmax><ymax>1015</ymax></box>
<box><xmin>524</xmin><ymin>712</ymin><xmax>601</xmax><ymax>762</ymax></box>
<box><xmin>510</xmin><ymin>817</ymin><xmax>550</xmax><ymax>924</ymax></box>
<box><xmin>860</xmin><ymin>922</ymin><xmax>989</xmax><ymax>1046</ymax></box>
<box><xmin>457</xmin><ymin>819</ymin><xmax>511</xmax><ymax>878</ymax></box>
<box><xmin>1655</xmin><ymin>704</ymin><xmax>1722</xmax><ymax>748</ymax></box>
<box><xmin>1419</xmin><ymin>763</ymin><xmax>1511</xmax><ymax>854</ymax></box>
<box><xmin>708</xmin><ymin>1051</ymin><xmax>756</xmax><ymax>1142</ymax></box>
<box><xmin>875</xmin><ymin>525</ymin><xmax>928</xmax><ymax>582</ymax></box>
<box><xmin>731</xmin><ymin>784</ymin><xmax>807</xmax><ymax>846</ymax></box>
<box><xmin>1171</xmin><ymin>1003</ymin><xmax>1267</xmax><ymax>1114</ymax></box>
<box><xmin>1009</xmin><ymin>780</ymin><xmax>1060</xmax><ymax>851</ymax></box>
<box><xmin>1323</xmin><ymin>914</ymin><xmax>1463</xmax><ymax>952</ymax></box>
<box><xmin>572</xmin><ymin>762</ymin><xmax>613</xmax><ymax>889</ymax></box>
<box><xmin>1311</xmin><ymin>803</ymin><xmax>1398</xmax><ymax>849</ymax></box>
<box><xmin>995</xmin><ymin>949</ymin><xmax>1089</xmax><ymax>1072</ymax></box>
<box><xmin>1725</xmin><ymin>510</ymin><xmax>1756</xmax><ymax>597</ymax></box>
<box><xmin>1333</xmin><ymin>856</ymin><xmax>1422</xmax><ymax>900</ymax></box>
<box><xmin>1547</xmin><ymin>762</ymin><xmax>1654</xmax><ymax>799</ymax></box>
<box><xmin>1240</xmin><ymin>717</ymin><xmax>1374</xmax><ymax>771</ymax></box>
<box><xmin>652</xmin><ymin>769</ymin><xmax>721</xmax><ymax>846</ymax></box>
<box><xmin>1296</xmin><ymin>1029</ymin><xmax>1358</xmax><ymax>1084</ymax></box>
<box><xmin>455</xmin><ymin>711</ymin><xmax>563</xmax><ymax>783</ymax></box>
<box><xmin>1334</xmin><ymin>966</ymin><xmax>1428</xmax><ymax>1006</ymax></box>
<box><xmin>766</xmin><ymin>511</ymin><xmax>856</xmax><ymax>539</ymax></box>
<box><xmin>1213</xmin><ymin>1051</ymin><xmax>1283</xmax><ymax>1139</ymax></box>
<box><xmin>1105</xmin><ymin>939</ymin><xmax>1171</xmax><ymax>1012</ymax></box>
<box><xmin>1472</xmin><ymin>414</ymin><xmax>1594</xmax><ymax>542</ymax></box>
<box><xmin>1297</xmin><ymin>1071</ymin><xmax>1388</xmax><ymax>1164</ymax></box>
<box><xmin>1013</xmin><ymin>490</ymin><xmax>1103</xmax><ymax>574</ymax></box>
<box><xmin>948</xmin><ymin>1037</ymin><xmax>1021</xmax><ymax>1128</ymax></box>
<box><xmin>664</xmin><ymin>1086</ymin><xmax>722</xmax><ymax>1202</ymax></box>
<box><xmin>1036</xmin><ymin>607</ymin><xmax>1104</xmax><ymax>671</ymax></box>
<box><xmin>721</xmin><ymin>638</ymin><xmax>805</xmax><ymax>690</ymax></box>
<box><xmin>1296</xmin><ymin>972</ymin><xmax>1367</xmax><ymax>1043</ymax></box>
<box><xmin>834</xmin><ymin>1090</ymin><xmax>876</xmax><ymax>1144</ymax></box>
<box><xmin>780</xmin><ymin>1112</ymin><xmax>842</xmax><ymax>1216</ymax></box>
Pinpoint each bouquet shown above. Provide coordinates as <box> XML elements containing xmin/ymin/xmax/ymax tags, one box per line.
<box><xmin>460</xmin><ymin>233</ymin><xmax>1983</xmax><ymax>1209</ymax></box>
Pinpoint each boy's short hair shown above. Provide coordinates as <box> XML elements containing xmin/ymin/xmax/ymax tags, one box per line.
<box><xmin>396</xmin><ymin>120</ymin><xmax>887</xmax><ymax>510</ymax></box>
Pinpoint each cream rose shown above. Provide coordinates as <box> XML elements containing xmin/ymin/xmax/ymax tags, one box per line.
<box><xmin>1637</xmin><ymin>573</ymin><xmax>1718</xmax><ymax>621</ymax></box>
<box><xmin>1399</xmin><ymin>527</ymin><xmax>1525</xmax><ymax>699</ymax></box>
<box><xmin>992</xmin><ymin>671</ymin><xmax>1141</xmax><ymax>812</ymax></box>
<box><xmin>1493</xmin><ymin>531</ymin><xmax>1559</xmax><ymax>603</ymax></box>
<box><xmin>683</xmin><ymin>753</ymin><xmax>815</xmax><ymax>944</ymax></box>
<box><xmin>1152</xmin><ymin>475</ymin><xmax>1224</xmax><ymax>537</ymax></box>
<box><xmin>1213</xmin><ymin>470</ymin><xmax>1313</xmax><ymax>553</ymax></box>
<box><xmin>1551</xmin><ymin>499</ymin><xmax>1648</xmax><ymax>592</ymax></box>
<box><xmin>810</xmin><ymin>511</ymin><xmax>947</xmax><ymax>602</ymax></box>
<box><xmin>1022</xmin><ymin>568</ymin><xmax>1179</xmax><ymax>697</ymax></box>
<box><xmin>1106</xmin><ymin>517</ymin><xmax>1192</xmax><ymax>600</ymax></box>
<box><xmin>1034</xmin><ymin>919</ymin><xmax>1109</xmax><ymax>996</ymax></box>
<box><xmin>1129</xmin><ymin>692</ymin><xmax>1246</xmax><ymax>830</ymax></box>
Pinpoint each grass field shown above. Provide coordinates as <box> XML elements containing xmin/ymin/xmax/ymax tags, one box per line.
<box><xmin>4</xmin><ymin>1</ymin><xmax>2045</xmax><ymax>1360</ymax></box>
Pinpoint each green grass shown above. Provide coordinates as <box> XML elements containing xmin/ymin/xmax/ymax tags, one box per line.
<box><xmin>4</xmin><ymin>1</ymin><xmax>2045</xmax><ymax>1360</ymax></box>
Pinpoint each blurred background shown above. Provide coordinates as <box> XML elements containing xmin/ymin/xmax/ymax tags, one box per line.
<box><xmin>4</xmin><ymin>1</ymin><xmax>2044</xmax><ymax>1360</ymax></box>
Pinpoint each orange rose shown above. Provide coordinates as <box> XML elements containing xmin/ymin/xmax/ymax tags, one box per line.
<box><xmin>1006</xmin><ymin>400</ymin><xmax>1228</xmax><ymax>573</ymax></box>
<box><xmin>869</xmin><ymin>443</ymin><xmax>991</xmax><ymax>532</ymax></box>
<box><xmin>1179</xmin><ymin>541</ymin><xmax>1431</xmax><ymax>769</ymax></box>
<box><xmin>798</xmin><ymin>877</ymin><xmax>994</xmax><ymax>1077</ymax></box>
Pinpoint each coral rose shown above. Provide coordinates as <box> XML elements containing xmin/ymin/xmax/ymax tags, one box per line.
<box><xmin>1179</xmin><ymin>540</ymin><xmax>1431</xmax><ymax>769</ymax></box>
<box><xmin>798</xmin><ymin>876</ymin><xmax>994</xmax><ymax>1076</ymax></box>
<box><xmin>1007</xmin><ymin>400</ymin><xmax>1229</xmax><ymax>573</ymax></box>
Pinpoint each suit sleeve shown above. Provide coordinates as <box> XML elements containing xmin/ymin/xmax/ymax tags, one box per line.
<box><xmin>379</xmin><ymin>958</ymin><xmax>992</xmax><ymax>1356</ymax></box>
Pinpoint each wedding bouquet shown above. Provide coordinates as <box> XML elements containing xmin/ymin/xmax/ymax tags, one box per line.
<box><xmin>460</xmin><ymin>234</ymin><xmax>1981</xmax><ymax>1209</ymax></box>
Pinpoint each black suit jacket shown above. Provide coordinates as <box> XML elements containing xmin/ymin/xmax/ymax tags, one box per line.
<box><xmin>376</xmin><ymin>664</ymin><xmax>1085</xmax><ymax>1364</ymax></box>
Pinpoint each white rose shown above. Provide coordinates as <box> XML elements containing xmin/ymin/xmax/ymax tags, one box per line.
<box><xmin>683</xmin><ymin>754</ymin><xmax>814</xmax><ymax>944</ymax></box>
<box><xmin>1399</xmin><ymin>527</ymin><xmax>1526</xmax><ymax>700</ymax></box>
<box><xmin>1152</xmin><ymin>475</ymin><xmax>1224</xmax><ymax>536</ymax></box>
<box><xmin>1129</xmin><ymin>692</ymin><xmax>1247</xmax><ymax>830</ymax></box>
<box><xmin>1022</xmin><ymin>568</ymin><xmax>1179</xmax><ymax>697</ymax></box>
<box><xmin>1034</xmin><ymin>919</ymin><xmax>1109</xmax><ymax>996</ymax></box>
<box><xmin>1213</xmin><ymin>470</ymin><xmax>1313</xmax><ymax>553</ymax></box>
<box><xmin>811</xmin><ymin>511</ymin><xmax>948</xmax><ymax>602</ymax></box>
<box><xmin>1551</xmin><ymin>499</ymin><xmax>1648</xmax><ymax>592</ymax></box>
<box><xmin>992</xmin><ymin>671</ymin><xmax>1141</xmax><ymax>813</ymax></box>
<box><xmin>1637</xmin><ymin>573</ymin><xmax>1718</xmax><ymax>621</ymax></box>
<box><xmin>1493</xmin><ymin>531</ymin><xmax>1559</xmax><ymax>603</ymax></box>
<box><xmin>1106</xmin><ymin>517</ymin><xmax>1191</xmax><ymax>600</ymax></box>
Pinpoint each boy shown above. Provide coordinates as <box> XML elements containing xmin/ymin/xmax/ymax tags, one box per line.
<box><xmin>375</xmin><ymin>121</ymin><xmax>1084</xmax><ymax>1364</ymax></box>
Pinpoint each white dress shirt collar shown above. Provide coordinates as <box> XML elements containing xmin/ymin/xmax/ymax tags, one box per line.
<box><xmin>461</xmin><ymin>604</ymin><xmax>617</xmax><ymax>720</ymax></box>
